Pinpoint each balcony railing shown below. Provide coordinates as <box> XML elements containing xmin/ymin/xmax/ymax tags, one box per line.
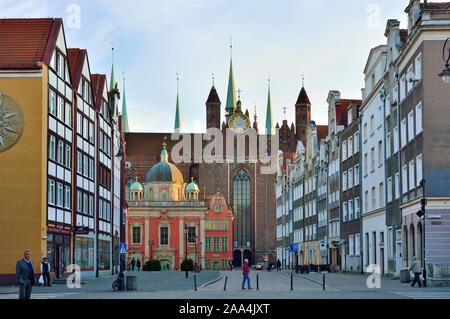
<box><xmin>127</xmin><ymin>200</ymin><xmax>206</xmax><ymax>207</ymax></box>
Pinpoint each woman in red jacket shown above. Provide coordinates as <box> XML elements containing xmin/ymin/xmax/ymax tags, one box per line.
<box><xmin>241</xmin><ymin>259</ymin><xmax>252</xmax><ymax>289</ymax></box>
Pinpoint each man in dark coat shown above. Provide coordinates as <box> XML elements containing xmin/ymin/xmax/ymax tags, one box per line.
<box><xmin>276</xmin><ymin>259</ymin><xmax>281</xmax><ymax>271</ymax></box>
<box><xmin>16</xmin><ymin>249</ymin><xmax>35</xmax><ymax>299</ymax></box>
<box><xmin>130</xmin><ymin>257</ymin><xmax>136</xmax><ymax>271</ymax></box>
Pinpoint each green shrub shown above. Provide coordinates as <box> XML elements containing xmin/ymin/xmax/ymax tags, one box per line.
<box><xmin>143</xmin><ymin>259</ymin><xmax>161</xmax><ymax>271</ymax></box>
<box><xmin>180</xmin><ymin>259</ymin><xmax>194</xmax><ymax>271</ymax></box>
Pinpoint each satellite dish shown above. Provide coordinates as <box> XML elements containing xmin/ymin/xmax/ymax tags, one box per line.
<box><xmin>406</xmin><ymin>71</ymin><xmax>417</xmax><ymax>83</ymax></box>
<box><xmin>125</xmin><ymin>161</ymin><xmax>132</xmax><ymax>169</ymax></box>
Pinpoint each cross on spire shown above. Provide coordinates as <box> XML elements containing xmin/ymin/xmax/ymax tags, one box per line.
<box><xmin>282</xmin><ymin>106</ymin><xmax>287</xmax><ymax>119</ymax></box>
<box><xmin>237</xmin><ymin>88</ymin><xmax>242</xmax><ymax>100</ymax></box>
<box><xmin>212</xmin><ymin>73</ymin><xmax>215</xmax><ymax>87</ymax></box>
<box><xmin>301</xmin><ymin>74</ymin><xmax>305</xmax><ymax>88</ymax></box>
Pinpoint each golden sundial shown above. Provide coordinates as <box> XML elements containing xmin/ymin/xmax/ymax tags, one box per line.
<box><xmin>0</xmin><ymin>91</ymin><xmax>25</xmax><ymax>153</ymax></box>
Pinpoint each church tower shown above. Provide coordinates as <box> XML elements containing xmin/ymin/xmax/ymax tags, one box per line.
<box><xmin>206</xmin><ymin>83</ymin><xmax>221</xmax><ymax>129</ymax></box>
<box><xmin>295</xmin><ymin>85</ymin><xmax>311</xmax><ymax>146</ymax></box>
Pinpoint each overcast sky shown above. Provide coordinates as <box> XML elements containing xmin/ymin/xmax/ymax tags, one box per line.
<box><xmin>2</xmin><ymin>0</ymin><xmax>445</xmax><ymax>133</ymax></box>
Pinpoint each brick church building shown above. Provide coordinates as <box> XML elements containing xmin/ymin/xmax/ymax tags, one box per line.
<box><xmin>123</xmin><ymin>53</ymin><xmax>312</xmax><ymax>267</ymax></box>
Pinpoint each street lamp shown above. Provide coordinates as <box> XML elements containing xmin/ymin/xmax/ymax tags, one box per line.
<box><xmin>438</xmin><ymin>38</ymin><xmax>450</xmax><ymax>84</ymax></box>
<box><xmin>416</xmin><ymin>179</ymin><xmax>427</xmax><ymax>287</ymax></box>
<box><xmin>184</xmin><ymin>225</ymin><xmax>188</xmax><ymax>278</ymax></box>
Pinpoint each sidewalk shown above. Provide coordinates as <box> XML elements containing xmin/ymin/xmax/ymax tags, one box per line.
<box><xmin>292</xmin><ymin>271</ymin><xmax>450</xmax><ymax>292</ymax></box>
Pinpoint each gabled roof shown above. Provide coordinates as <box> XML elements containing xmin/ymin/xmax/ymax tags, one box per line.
<box><xmin>67</xmin><ymin>48</ymin><xmax>86</xmax><ymax>90</ymax></box>
<box><xmin>206</xmin><ymin>86</ymin><xmax>220</xmax><ymax>104</ymax></box>
<box><xmin>91</xmin><ymin>73</ymin><xmax>106</xmax><ymax>112</ymax></box>
<box><xmin>0</xmin><ymin>18</ymin><xmax>62</xmax><ymax>69</ymax></box>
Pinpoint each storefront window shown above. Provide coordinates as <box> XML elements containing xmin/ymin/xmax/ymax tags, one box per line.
<box><xmin>75</xmin><ymin>237</ymin><xmax>94</xmax><ymax>270</ymax></box>
<box><xmin>98</xmin><ymin>240</ymin><xmax>110</xmax><ymax>270</ymax></box>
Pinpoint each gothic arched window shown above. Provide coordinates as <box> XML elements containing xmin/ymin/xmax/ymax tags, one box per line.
<box><xmin>233</xmin><ymin>169</ymin><xmax>251</xmax><ymax>247</ymax></box>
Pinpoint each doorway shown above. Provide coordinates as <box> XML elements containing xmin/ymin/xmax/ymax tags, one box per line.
<box><xmin>396</xmin><ymin>242</ymin><xmax>402</xmax><ymax>277</ymax></box>
<box><xmin>213</xmin><ymin>262</ymin><xmax>219</xmax><ymax>270</ymax></box>
<box><xmin>56</xmin><ymin>245</ymin><xmax>64</xmax><ymax>278</ymax></box>
<box><xmin>380</xmin><ymin>247</ymin><xmax>384</xmax><ymax>276</ymax></box>
<box><xmin>243</xmin><ymin>250</ymin><xmax>252</xmax><ymax>266</ymax></box>
<box><xmin>233</xmin><ymin>250</ymin><xmax>242</xmax><ymax>267</ymax></box>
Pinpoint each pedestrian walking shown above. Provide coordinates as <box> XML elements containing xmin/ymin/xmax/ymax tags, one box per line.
<box><xmin>276</xmin><ymin>259</ymin><xmax>281</xmax><ymax>271</ymax></box>
<box><xmin>16</xmin><ymin>249</ymin><xmax>35</xmax><ymax>299</ymax></box>
<box><xmin>40</xmin><ymin>257</ymin><xmax>51</xmax><ymax>287</ymax></box>
<box><xmin>409</xmin><ymin>256</ymin><xmax>423</xmax><ymax>288</ymax></box>
<box><xmin>241</xmin><ymin>259</ymin><xmax>252</xmax><ymax>290</ymax></box>
<box><xmin>136</xmin><ymin>259</ymin><xmax>141</xmax><ymax>271</ymax></box>
<box><xmin>130</xmin><ymin>257</ymin><xmax>136</xmax><ymax>271</ymax></box>
<box><xmin>229</xmin><ymin>259</ymin><xmax>233</xmax><ymax>271</ymax></box>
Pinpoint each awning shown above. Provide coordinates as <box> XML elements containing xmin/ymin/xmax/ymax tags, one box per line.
<box><xmin>303</xmin><ymin>243</ymin><xmax>311</xmax><ymax>265</ymax></box>
<box><xmin>313</xmin><ymin>241</ymin><xmax>323</xmax><ymax>265</ymax></box>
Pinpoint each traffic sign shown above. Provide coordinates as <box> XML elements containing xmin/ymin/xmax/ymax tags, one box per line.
<box><xmin>119</xmin><ymin>243</ymin><xmax>127</xmax><ymax>255</ymax></box>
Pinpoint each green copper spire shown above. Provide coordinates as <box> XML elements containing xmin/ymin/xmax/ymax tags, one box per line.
<box><xmin>265</xmin><ymin>79</ymin><xmax>273</xmax><ymax>135</ymax></box>
<box><xmin>122</xmin><ymin>76</ymin><xmax>129</xmax><ymax>133</ymax></box>
<box><xmin>225</xmin><ymin>40</ymin><xmax>236</xmax><ymax>123</ymax></box>
<box><xmin>174</xmin><ymin>74</ymin><xmax>181</xmax><ymax>133</ymax></box>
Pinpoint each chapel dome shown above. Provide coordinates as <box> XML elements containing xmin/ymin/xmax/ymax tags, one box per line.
<box><xmin>145</xmin><ymin>142</ymin><xmax>184</xmax><ymax>183</ymax></box>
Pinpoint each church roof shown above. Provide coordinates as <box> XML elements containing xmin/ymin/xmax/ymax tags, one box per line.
<box><xmin>296</xmin><ymin>87</ymin><xmax>311</xmax><ymax>105</ymax></box>
<box><xmin>206</xmin><ymin>86</ymin><xmax>221</xmax><ymax>104</ymax></box>
<box><xmin>145</xmin><ymin>143</ymin><xmax>184</xmax><ymax>183</ymax></box>
<box><xmin>186</xmin><ymin>178</ymin><xmax>199</xmax><ymax>191</ymax></box>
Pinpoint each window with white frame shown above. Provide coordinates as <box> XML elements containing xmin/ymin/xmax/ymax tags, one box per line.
<box><xmin>409</xmin><ymin>160</ymin><xmax>415</xmax><ymax>191</ymax></box>
<box><xmin>354</xmin><ymin>164</ymin><xmax>359</xmax><ymax>185</ymax></box>
<box><xmin>407</xmin><ymin>64</ymin><xmax>414</xmax><ymax>92</ymax></box>
<box><xmin>378</xmin><ymin>140</ymin><xmax>383</xmax><ymax>166</ymax></box>
<box><xmin>370</xmin><ymin>115</ymin><xmax>374</xmax><ymax>135</ymax></box>
<box><xmin>415</xmin><ymin>53</ymin><xmax>422</xmax><ymax>81</ymax></box>
<box><xmin>348</xmin><ymin>109</ymin><xmax>352</xmax><ymax>125</ymax></box>
<box><xmin>348</xmin><ymin>168</ymin><xmax>353</xmax><ymax>189</ymax></box>
<box><xmin>371</xmin><ymin>186</ymin><xmax>376</xmax><ymax>210</ymax></box>
<box><xmin>395</xmin><ymin>172</ymin><xmax>400</xmax><ymax>199</ymax></box>
<box><xmin>386</xmin><ymin>133</ymin><xmax>391</xmax><ymax>158</ymax></box>
<box><xmin>355</xmin><ymin>233</ymin><xmax>360</xmax><ymax>256</ymax></box>
<box><xmin>408</xmin><ymin>110</ymin><xmax>414</xmax><ymax>142</ymax></box>
<box><xmin>379</xmin><ymin>182</ymin><xmax>384</xmax><ymax>207</ymax></box>
<box><xmin>402</xmin><ymin>165</ymin><xmax>408</xmax><ymax>194</ymax></box>
<box><xmin>343</xmin><ymin>171</ymin><xmax>347</xmax><ymax>191</ymax></box>
<box><xmin>416</xmin><ymin>154</ymin><xmax>423</xmax><ymax>186</ymax></box>
<box><xmin>343</xmin><ymin>201</ymin><xmax>348</xmax><ymax>222</ymax></box>
<box><xmin>48</xmin><ymin>179</ymin><xmax>55</xmax><ymax>204</ymax></box>
<box><xmin>394</xmin><ymin>126</ymin><xmax>399</xmax><ymax>153</ymax></box>
<box><xmin>355</xmin><ymin>197</ymin><xmax>360</xmax><ymax>219</ymax></box>
<box><xmin>349</xmin><ymin>136</ymin><xmax>353</xmax><ymax>157</ymax></box>
<box><xmin>400</xmin><ymin>75</ymin><xmax>406</xmax><ymax>101</ymax></box>
<box><xmin>401</xmin><ymin>119</ymin><xmax>407</xmax><ymax>148</ymax></box>
<box><xmin>415</xmin><ymin>102</ymin><xmax>422</xmax><ymax>134</ymax></box>
<box><xmin>343</xmin><ymin>140</ymin><xmax>347</xmax><ymax>161</ymax></box>
<box><xmin>348</xmin><ymin>199</ymin><xmax>354</xmax><ymax>221</ymax></box>
<box><xmin>349</xmin><ymin>235</ymin><xmax>354</xmax><ymax>256</ymax></box>
<box><xmin>354</xmin><ymin>132</ymin><xmax>359</xmax><ymax>153</ymax></box>
<box><xmin>364</xmin><ymin>191</ymin><xmax>369</xmax><ymax>212</ymax></box>
<box><xmin>371</xmin><ymin>147</ymin><xmax>375</xmax><ymax>171</ymax></box>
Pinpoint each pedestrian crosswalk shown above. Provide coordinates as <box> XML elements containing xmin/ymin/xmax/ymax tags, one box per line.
<box><xmin>392</xmin><ymin>291</ymin><xmax>450</xmax><ymax>299</ymax></box>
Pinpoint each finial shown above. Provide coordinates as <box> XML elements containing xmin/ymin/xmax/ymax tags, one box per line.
<box><xmin>212</xmin><ymin>73</ymin><xmax>215</xmax><ymax>87</ymax></box>
<box><xmin>135</xmin><ymin>176</ymin><xmax>138</xmax><ymax>182</ymax></box>
<box><xmin>111</xmin><ymin>41</ymin><xmax>114</xmax><ymax>64</ymax></box>
<box><xmin>268</xmin><ymin>73</ymin><xmax>271</xmax><ymax>88</ymax></box>
<box><xmin>237</xmin><ymin>88</ymin><xmax>242</xmax><ymax>100</ymax></box>
<box><xmin>176</xmin><ymin>73</ymin><xmax>179</xmax><ymax>94</ymax></box>
<box><xmin>230</xmin><ymin>36</ymin><xmax>232</xmax><ymax>59</ymax></box>
<box><xmin>282</xmin><ymin>106</ymin><xmax>287</xmax><ymax>120</ymax></box>
<box><xmin>254</xmin><ymin>103</ymin><xmax>257</xmax><ymax>120</ymax></box>
<box><xmin>163</xmin><ymin>136</ymin><xmax>167</xmax><ymax>149</ymax></box>
<box><xmin>301</xmin><ymin>74</ymin><xmax>304</xmax><ymax>88</ymax></box>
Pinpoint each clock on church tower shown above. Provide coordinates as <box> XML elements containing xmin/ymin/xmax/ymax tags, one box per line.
<box><xmin>228</xmin><ymin>113</ymin><xmax>250</xmax><ymax>133</ymax></box>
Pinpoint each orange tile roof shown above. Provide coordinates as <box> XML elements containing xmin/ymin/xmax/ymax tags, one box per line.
<box><xmin>0</xmin><ymin>18</ymin><xmax>60</xmax><ymax>69</ymax></box>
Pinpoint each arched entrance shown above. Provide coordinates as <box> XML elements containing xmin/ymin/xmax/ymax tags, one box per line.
<box><xmin>243</xmin><ymin>249</ymin><xmax>252</xmax><ymax>266</ymax></box>
<box><xmin>416</xmin><ymin>222</ymin><xmax>423</xmax><ymax>262</ymax></box>
<box><xmin>160</xmin><ymin>259</ymin><xmax>171</xmax><ymax>270</ymax></box>
<box><xmin>233</xmin><ymin>250</ymin><xmax>242</xmax><ymax>267</ymax></box>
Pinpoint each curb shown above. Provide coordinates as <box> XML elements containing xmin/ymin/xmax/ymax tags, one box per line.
<box><xmin>198</xmin><ymin>274</ymin><xmax>223</xmax><ymax>289</ymax></box>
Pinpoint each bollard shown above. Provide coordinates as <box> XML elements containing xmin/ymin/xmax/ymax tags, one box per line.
<box><xmin>257</xmin><ymin>274</ymin><xmax>259</xmax><ymax>290</ymax></box>
<box><xmin>224</xmin><ymin>276</ymin><xmax>228</xmax><ymax>291</ymax></box>
<box><xmin>323</xmin><ymin>273</ymin><xmax>325</xmax><ymax>291</ymax></box>
<box><xmin>194</xmin><ymin>274</ymin><xmax>197</xmax><ymax>291</ymax></box>
<box><xmin>290</xmin><ymin>272</ymin><xmax>293</xmax><ymax>291</ymax></box>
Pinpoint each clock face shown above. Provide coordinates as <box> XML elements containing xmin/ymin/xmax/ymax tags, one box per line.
<box><xmin>0</xmin><ymin>91</ymin><xmax>25</xmax><ymax>153</ymax></box>
<box><xmin>228</xmin><ymin>113</ymin><xmax>250</xmax><ymax>133</ymax></box>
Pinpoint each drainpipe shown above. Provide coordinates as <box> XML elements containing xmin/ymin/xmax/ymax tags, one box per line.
<box><xmin>395</xmin><ymin>70</ymin><xmax>403</xmax><ymax>269</ymax></box>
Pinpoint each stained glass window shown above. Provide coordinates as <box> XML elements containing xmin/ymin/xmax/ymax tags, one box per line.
<box><xmin>233</xmin><ymin>169</ymin><xmax>251</xmax><ymax>247</ymax></box>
